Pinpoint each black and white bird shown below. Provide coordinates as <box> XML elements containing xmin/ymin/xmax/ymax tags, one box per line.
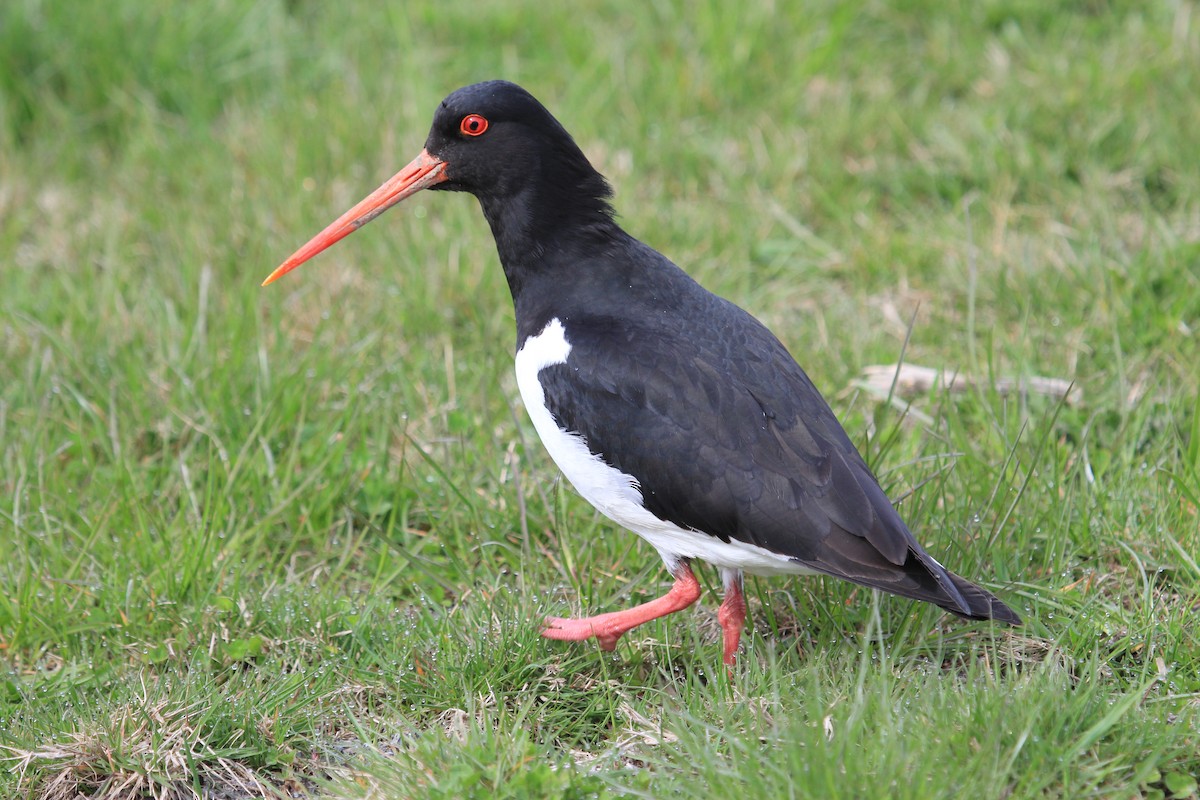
<box><xmin>264</xmin><ymin>80</ymin><xmax>1020</xmax><ymax>666</ymax></box>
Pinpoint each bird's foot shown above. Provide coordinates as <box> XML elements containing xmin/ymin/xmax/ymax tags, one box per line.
<box><xmin>541</xmin><ymin>614</ymin><xmax>625</xmax><ymax>650</ymax></box>
<box><xmin>717</xmin><ymin>575</ymin><xmax>747</xmax><ymax>671</ymax></box>
<box><xmin>540</xmin><ymin>564</ymin><xmax>703</xmax><ymax>654</ymax></box>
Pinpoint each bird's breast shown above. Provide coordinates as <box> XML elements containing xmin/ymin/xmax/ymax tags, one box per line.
<box><xmin>514</xmin><ymin>317</ymin><xmax>647</xmax><ymax>522</ymax></box>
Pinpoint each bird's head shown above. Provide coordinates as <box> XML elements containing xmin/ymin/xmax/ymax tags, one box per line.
<box><xmin>262</xmin><ymin>80</ymin><xmax>607</xmax><ymax>286</ymax></box>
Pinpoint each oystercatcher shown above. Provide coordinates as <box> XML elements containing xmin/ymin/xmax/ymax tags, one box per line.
<box><xmin>264</xmin><ymin>81</ymin><xmax>1020</xmax><ymax>666</ymax></box>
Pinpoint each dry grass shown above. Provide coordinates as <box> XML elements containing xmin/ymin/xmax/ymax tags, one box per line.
<box><xmin>6</xmin><ymin>701</ymin><xmax>279</xmax><ymax>800</ymax></box>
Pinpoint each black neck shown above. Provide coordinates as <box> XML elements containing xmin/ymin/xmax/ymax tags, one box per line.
<box><xmin>474</xmin><ymin>155</ymin><xmax>620</xmax><ymax>301</ymax></box>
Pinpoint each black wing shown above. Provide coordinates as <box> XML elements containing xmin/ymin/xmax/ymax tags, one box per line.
<box><xmin>537</xmin><ymin>299</ymin><xmax>1018</xmax><ymax>624</ymax></box>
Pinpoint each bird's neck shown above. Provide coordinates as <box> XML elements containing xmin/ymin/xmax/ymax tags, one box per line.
<box><xmin>475</xmin><ymin>180</ymin><xmax>621</xmax><ymax>302</ymax></box>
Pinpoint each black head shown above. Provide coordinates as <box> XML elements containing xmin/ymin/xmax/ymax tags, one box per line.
<box><xmin>424</xmin><ymin>82</ymin><xmax>615</xmax><ymax>231</ymax></box>
<box><xmin>425</xmin><ymin>83</ymin><xmax>574</xmax><ymax>192</ymax></box>
<box><xmin>263</xmin><ymin>80</ymin><xmax>615</xmax><ymax>286</ymax></box>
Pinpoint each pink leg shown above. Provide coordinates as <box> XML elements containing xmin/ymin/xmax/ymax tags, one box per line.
<box><xmin>542</xmin><ymin>562</ymin><xmax>701</xmax><ymax>651</ymax></box>
<box><xmin>717</xmin><ymin>571</ymin><xmax>746</xmax><ymax>667</ymax></box>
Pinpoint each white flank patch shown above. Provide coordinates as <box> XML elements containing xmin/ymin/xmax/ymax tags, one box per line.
<box><xmin>515</xmin><ymin>318</ymin><xmax>816</xmax><ymax>577</ymax></box>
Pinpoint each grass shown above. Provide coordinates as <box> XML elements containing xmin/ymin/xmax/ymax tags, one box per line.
<box><xmin>1</xmin><ymin>0</ymin><xmax>1198</xmax><ymax>797</ymax></box>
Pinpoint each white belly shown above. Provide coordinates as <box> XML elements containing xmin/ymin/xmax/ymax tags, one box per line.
<box><xmin>514</xmin><ymin>318</ymin><xmax>815</xmax><ymax>577</ymax></box>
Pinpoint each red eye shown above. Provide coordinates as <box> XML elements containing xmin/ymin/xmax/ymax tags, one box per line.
<box><xmin>460</xmin><ymin>114</ymin><xmax>489</xmax><ymax>136</ymax></box>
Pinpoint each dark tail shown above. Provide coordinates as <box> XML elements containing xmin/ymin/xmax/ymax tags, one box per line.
<box><xmin>891</xmin><ymin>547</ymin><xmax>1023</xmax><ymax>625</ymax></box>
<box><xmin>938</xmin><ymin>570</ymin><xmax>1022</xmax><ymax>625</ymax></box>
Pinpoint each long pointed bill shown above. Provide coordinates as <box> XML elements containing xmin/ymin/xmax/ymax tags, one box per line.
<box><xmin>262</xmin><ymin>149</ymin><xmax>448</xmax><ymax>286</ymax></box>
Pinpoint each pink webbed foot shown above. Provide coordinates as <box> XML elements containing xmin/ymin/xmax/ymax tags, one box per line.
<box><xmin>541</xmin><ymin>563</ymin><xmax>702</xmax><ymax>653</ymax></box>
<box><xmin>541</xmin><ymin>613</ymin><xmax>629</xmax><ymax>651</ymax></box>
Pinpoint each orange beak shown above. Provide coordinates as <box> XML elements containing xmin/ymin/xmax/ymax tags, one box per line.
<box><xmin>262</xmin><ymin>149</ymin><xmax>448</xmax><ymax>286</ymax></box>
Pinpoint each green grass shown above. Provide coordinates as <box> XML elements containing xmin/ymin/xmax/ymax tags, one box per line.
<box><xmin>2</xmin><ymin>0</ymin><xmax>1198</xmax><ymax>797</ymax></box>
